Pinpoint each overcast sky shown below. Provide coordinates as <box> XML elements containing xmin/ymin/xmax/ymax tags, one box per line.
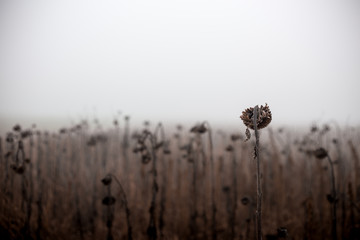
<box><xmin>0</xmin><ymin>0</ymin><xmax>360</xmax><ymax>132</ymax></box>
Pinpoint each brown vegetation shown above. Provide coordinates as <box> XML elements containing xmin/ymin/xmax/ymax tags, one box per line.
<box><xmin>0</xmin><ymin>116</ymin><xmax>359</xmax><ymax>240</ymax></box>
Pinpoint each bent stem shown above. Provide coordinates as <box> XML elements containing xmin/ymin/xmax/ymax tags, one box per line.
<box><xmin>252</xmin><ymin>105</ymin><xmax>263</xmax><ymax>240</ymax></box>
<box><xmin>108</xmin><ymin>174</ymin><xmax>133</xmax><ymax>240</ymax></box>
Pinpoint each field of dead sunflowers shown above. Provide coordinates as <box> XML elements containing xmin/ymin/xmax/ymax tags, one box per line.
<box><xmin>1</xmin><ymin>106</ymin><xmax>359</xmax><ymax>240</ymax></box>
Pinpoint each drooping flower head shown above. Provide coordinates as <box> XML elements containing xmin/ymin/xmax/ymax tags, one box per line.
<box><xmin>313</xmin><ymin>147</ymin><xmax>328</xmax><ymax>159</ymax></box>
<box><xmin>240</xmin><ymin>103</ymin><xmax>272</xmax><ymax>130</ymax></box>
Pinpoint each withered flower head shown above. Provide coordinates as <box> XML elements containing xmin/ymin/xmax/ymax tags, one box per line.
<box><xmin>21</xmin><ymin>130</ymin><xmax>32</xmax><ymax>139</ymax></box>
<box><xmin>321</xmin><ymin>124</ymin><xmax>330</xmax><ymax>134</ymax></box>
<box><xmin>326</xmin><ymin>194</ymin><xmax>337</xmax><ymax>203</ymax></box>
<box><xmin>163</xmin><ymin>149</ymin><xmax>171</xmax><ymax>155</ymax></box>
<box><xmin>10</xmin><ymin>163</ymin><xmax>25</xmax><ymax>174</ymax></box>
<box><xmin>16</xmin><ymin>165</ymin><xmax>25</xmax><ymax>174</ymax></box>
<box><xmin>6</xmin><ymin>132</ymin><xmax>14</xmax><ymax>143</ymax></box>
<box><xmin>310</xmin><ymin>125</ymin><xmax>318</xmax><ymax>133</ymax></box>
<box><xmin>87</xmin><ymin>137</ymin><xmax>97</xmax><ymax>147</ymax></box>
<box><xmin>59</xmin><ymin>128</ymin><xmax>67</xmax><ymax>134</ymax></box>
<box><xmin>102</xmin><ymin>196</ymin><xmax>116</xmax><ymax>206</ymax></box>
<box><xmin>101</xmin><ymin>175</ymin><xmax>112</xmax><ymax>186</ymax></box>
<box><xmin>241</xmin><ymin>197</ymin><xmax>250</xmax><ymax>206</ymax></box>
<box><xmin>277</xmin><ymin>227</ymin><xmax>288</xmax><ymax>238</ymax></box>
<box><xmin>225</xmin><ymin>145</ymin><xmax>234</xmax><ymax>152</ymax></box>
<box><xmin>141</xmin><ymin>154</ymin><xmax>151</xmax><ymax>164</ymax></box>
<box><xmin>190</xmin><ymin>123</ymin><xmax>207</xmax><ymax>134</ymax></box>
<box><xmin>13</xmin><ymin>124</ymin><xmax>22</xmax><ymax>132</ymax></box>
<box><xmin>230</xmin><ymin>134</ymin><xmax>242</xmax><ymax>142</ymax></box>
<box><xmin>222</xmin><ymin>186</ymin><xmax>230</xmax><ymax>193</ymax></box>
<box><xmin>313</xmin><ymin>147</ymin><xmax>328</xmax><ymax>159</ymax></box>
<box><xmin>240</xmin><ymin>104</ymin><xmax>272</xmax><ymax>130</ymax></box>
<box><xmin>132</xmin><ymin>147</ymin><xmax>139</xmax><ymax>153</ymax></box>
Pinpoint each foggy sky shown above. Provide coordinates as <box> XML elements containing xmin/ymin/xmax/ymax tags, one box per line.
<box><xmin>1</xmin><ymin>0</ymin><xmax>360</xmax><ymax>132</ymax></box>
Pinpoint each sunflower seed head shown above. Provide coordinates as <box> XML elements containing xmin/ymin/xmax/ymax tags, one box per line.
<box><xmin>313</xmin><ymin>148</ymin><xmax>328</xmax><ymax>159</ymax></box>
<box><xmin>240</xmin><ymin>103</ymin><xmax>272</xmax><ymax>130</ymax></box>
<box><xmin>13</xmin><ymin>124</ymin><xmax>22</xmax><ymax>132</ymax></box>
<box><xmin>326</xmin><ymin>194</ymin><xmax>337</xmax><ymax>203</ymax></box>
<box><xmin>241</xmin><ymin>197</ymin><xmax>250</xmax><ymax>205</ymax></box>
<box><xmin>190</xmin><ymin>123</ymin><xmax>207</xmax><ymax>134</ymax></box>
<box><xmin>59</xmin><ymin>128</ymin><xmax>67</xmax><ymax>134</ymax></box>
<box><xmin>10</xmin><ymin>163</ymin><xmax>25</xmax><ymax>174</ymax></box>
<box><xmin>230</xmin><ymin>134</ymin><xmax>242</xmax><ymax>142</ymax></box>
<box><xmin>141</xmin><ymin>154</ymin><xmax>151</xmax><ymax>164</ymax></box>
<box><xmin>102</xmin><ymin>196</ymin><xmax>116</xmax><ymax>206</ymax></box>
<box><xmin>101</xmin><ymin>175</ymin><xmax>112</xmax><ymax>186</ymax></box>
<box><xmin>225</xmin><ymin>145</ymin><xmax>234</xmax><ymax>152</ymax></box>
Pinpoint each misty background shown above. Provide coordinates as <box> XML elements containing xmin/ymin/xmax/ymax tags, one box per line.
<box><xmin>1</xmin><ymin>0</ymin><xmax>360</xmax><ymax>133</ymax></box>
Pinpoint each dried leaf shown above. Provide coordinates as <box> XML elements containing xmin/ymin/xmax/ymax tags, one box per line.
<box><xmin>244</xmin><ymin>128</ymin><xmax>251</xmax><ymax>142</ymax></box>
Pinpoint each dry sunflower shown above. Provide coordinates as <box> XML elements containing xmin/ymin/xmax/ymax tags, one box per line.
<box><xmin>240</xmin><ymin>103</ymin><xmax>272</xmax><ymax>130</ymax></box>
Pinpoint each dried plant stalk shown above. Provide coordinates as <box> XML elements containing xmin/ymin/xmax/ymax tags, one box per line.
<box><xmin>313</xmin><ymin>147</ymin><xmax>337</xmax><ymax>240</ymax></box>
<box><xmin>240</xmin><ymin>104</ymin><xmax>272</xmax><ymax>240</ymax></box>
<box><xmin>252</xmin><ymin>106</ymin><xmax>263</xmax><ymax>240</ymax></box>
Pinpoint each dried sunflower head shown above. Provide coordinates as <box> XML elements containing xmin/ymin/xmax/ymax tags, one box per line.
<box><xmin>225</xmin><ymin>145</ymin><xmax>234</xmax><ymax>152</ymax></box>
<box><xmin>313</xmin><ymin>147</ymin><xmax>328</xmax><ymax>159</ymax></box>
<box><xmin>102</xmin><ymin>196</ymin><xmax>116</xmax><ymax>206</ymax></box>
<box><xmin>241</xmin><ymin>197</ymin><xmax>250</xmax><ymax>206</ymax></box>
<box><xmin>240</xmin><ymin>103</ymin><xmax>272</xmax><ymax>130</ymax></box>
<box><xmin>101</xmin><ymin>175</ymin><xmax>112</xmax><ymax>186</ymax></box>
<box><xmin>190</xmin><ymin>123</ymin><xmax>207</xmax><ymax>134</ymax></box>
<box><xmin>230</xmin><ymin>134</ymin><xmax>242</xmax><ymax>142</ymax></box>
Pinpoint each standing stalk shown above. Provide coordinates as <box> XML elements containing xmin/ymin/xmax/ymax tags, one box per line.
<box><xmin>252</xmin><ymin>106</ymin><xmax>262</xmax><ymax>240</ymax></box>
<box><xmin>327</xmin><ymin>154</ymin><xmax>337</xmax><ymax>240</ymax></box>
<box><xmin>112</xmin><ymin>175</ymin><xmax>133</xmax><ymax>240</ymax></box>
<box><xmin>24</xmin><ymin>132</ymin><xmax>34</xmax><ymax>239</ymax></box>
<box><xmin>313</xmin><ymin>147</ymin><xmax>338</xmax><ymax>240</ymax></box>
<box><xmin>36</xmin><ymin>134</ymin><xmax>44</xmax><ymax>240</ymax></box>
<box><xmin>122</xmin><ymin>116</ymin><xmax>130</xmax><ymax>180</ymax></box>
<box><xmin>189</xmin><ymin>138</ymin><xmax>198</xmax><ymax>239</ymax></box>
<box><xmin>230</xmin><ymin>140</ymin><xmax>238</xmax><ymax>240</ymax></box>
<box><xmin>135</xmin><ymin>129</ymin><xmax>159</xmax><ymax>240</ymax></box>
<box><xmin>240</xmin><ymin>104</ymin><xmax>271</xmax><ymax>240</ymax></box>
<box><xmin>203</xmin><ymin>122</ymin><xmax>217</xmax><ymax>240</ymax></box>
<box><xmin>147</xmin><ymin>134</ymin><xmax>158</xmax><ymax>240</ymax></box>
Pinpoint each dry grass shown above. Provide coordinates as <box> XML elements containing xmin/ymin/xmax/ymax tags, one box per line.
<box><xmin>0</xmin><ymin>119</ymin><xmax>359</xmax><ymax>240</ymax></box>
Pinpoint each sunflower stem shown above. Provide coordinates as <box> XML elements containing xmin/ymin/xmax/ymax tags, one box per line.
<box><xmin>327</xmin><ymin>155</ymin><xmax>338</xmax><ymax>240</ymax></box>
<box><xmin>252</xmin><ymin>105</ymin><xmax>263</xmax><ymax>240</ymax></box>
